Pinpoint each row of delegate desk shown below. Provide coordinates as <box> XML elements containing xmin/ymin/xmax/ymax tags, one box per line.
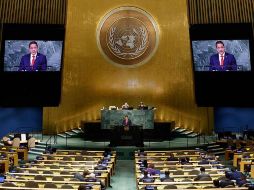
<box><xmin>0</xmin><ymin>147</ymin><xmax>28</xmax><ymax>173</ymax></box>
<box><xmin>134</xmin><ymin>150</ymin><xmax>247</xmax><ymax>190</ymax></box>
<box><xmin>223</xmin><ymin>140</ymin><xmax>254</xmax><ymax>178</ymax></box>
<box><xmin>1</xmin><ymin>150</ymin><xmax>117</xmax><ymax>190</ymax></box>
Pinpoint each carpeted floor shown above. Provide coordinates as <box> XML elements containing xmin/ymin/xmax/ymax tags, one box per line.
<box><xmin>110</xmin><ymin>160</ymin><xmax>136</xmax><ymax>190</ymax></box>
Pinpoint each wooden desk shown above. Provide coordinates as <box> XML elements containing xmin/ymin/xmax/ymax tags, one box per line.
<box><xmin>225</xmin><ymin>149</ymin><xmax>234</xmax><ymax>161</ymax></box>
<box><xmin>7</xmin><ymin>172</ymin><xmax>109</xmax><ymax>187</ymax></box>
<box><xmin>2</xmin><ymin>179</ymin><xmax>101</xmax><ymax>190</ymax></box>
<box><xmin>0</xmin><ymin>159</ymin><xmax>9</xmax><ymax>173</ymax></box>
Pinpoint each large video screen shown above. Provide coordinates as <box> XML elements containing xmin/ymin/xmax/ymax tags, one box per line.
<box><xmin>192</xmin><ymin>40</ymin><xmax>251</xmax><ymax>71</ymax></box>
<box><xmin>190</xmin><ymin>23</ymin><xmax>254</xmax><ymax>106</ymax></box>
<box><xmin>0</xmin><ymin>24</ymin><xmax>65</xmax><ymax>106</ymax></box>
<box><xmin>4</xmin><ymin>40</ymin><xmax>63</xmax><ymax>71</ymax></box>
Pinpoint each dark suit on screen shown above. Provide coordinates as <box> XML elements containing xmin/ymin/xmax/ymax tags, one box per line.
<box><xmin>19</xmin><ymin>53</ymin><xmax>47</xmax><ymax>71</ymax></box>
<box><xmin>209</xmin><ymin>52</ymin><xmax>237</xmax><ymax>71</ymax></box>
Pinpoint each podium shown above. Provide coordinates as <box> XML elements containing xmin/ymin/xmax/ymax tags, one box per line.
<box><xmin>109</xmin><ymin>125</ymin><xmax>144</xmax><ymax>147</ymax></box>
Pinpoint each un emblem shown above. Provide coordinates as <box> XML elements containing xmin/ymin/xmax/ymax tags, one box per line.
<box><xmin>97</xmin><ymin>6</ymin><xmax>159</xmax><ymax>67</ymax></box>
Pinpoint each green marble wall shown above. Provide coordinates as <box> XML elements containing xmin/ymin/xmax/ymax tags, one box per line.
<box><xmin>101</xmin><ymin>109</ymin><xmax>154</xmax><ymax>129</ymax></box>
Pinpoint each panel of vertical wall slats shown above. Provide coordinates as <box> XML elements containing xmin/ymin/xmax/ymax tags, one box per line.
<box><xmin>188</xmin><ymin>0</ymin><xmax>254</xmax><ymax>25</ymax></box>
<box><xmin>0</xmin><ymin>0</ymin><xmax>66</xmax><ymax>66</ymax></box>
<box><xmin>0</xmin><ymin>0</ymin><xmax>66</xmax><ymax>24</ymax></box>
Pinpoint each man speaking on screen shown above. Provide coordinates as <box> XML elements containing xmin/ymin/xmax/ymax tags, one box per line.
<box><xmin>210</xmin><ymin>41</ymin><xmax>237</xmax><ymax>71</ymax></box>
<box><xmin>19</xmin><ymin>41</ymin><xmax>47</xmax><ymax>71</ymax></box>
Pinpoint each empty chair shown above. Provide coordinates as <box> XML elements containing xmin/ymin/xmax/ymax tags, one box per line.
<box><xmin>203</xmin><ymin>186</ymin><xmax>215</xmax><ymax>189</ymax></box>
<box><xmin>60</xmin><ymin>171</ymin><xmax>71</xmax><ymax>175</ymax></box>
<box><xmin>86</xmin><ymin>157</ymin><xmax>95</xmax><ymax>161</ymax></box>
<box><xmin>164</xmin><ymin>185</ymin><xmax>177</xmax><ymax>189</ymax></box>
<box><xmin>12</xmin><ymin>137</ymin><xmax>20</xmax><ymax>148</ymax></box>
<box><xmin>43</xmin><ymin>170</ymin><xmax>54</xmax><ymax>174</ymax></box>
<box><xmin>34</xmin><ymin>175</ymin><xmax>47</xmax><ymax>180</ymax></box>
<box><xmin>69</xmin><ymin>178</ymin><xmax>79</xmax><ymax>181</ymax></box>
<box><xmin>2</xmin><ymin>182</ymin><xmax>16</xmax><ymax>187</ymax></box>
<box><xmin>181</xmin><ymin>179</ymin><xmax>192</xmax><ymax>182</ymax></box>
<box><xmin>186</xmin><ymin>186</ymin><xmax>197</xmax><ymax>189</ymax></box>
<box><xmin>46</xmin><ymin>155</ymin><xmax>55</xmax><ymax>160</ymax></box>
<box><xmin>16</xmin><ymin>177</ymin><xmax>25</xmax><ymax>180</ymax></box>
<box><xmin>63</xmin><ymin>166</ymin><xmax>72</xmax><ymax>170</ymax></box>
<box><xmin>27</xmin><ymin>137</ymin><xmax>36</xmax><ymax>149</ymax></box>
<box><xmin>163</xmin><ymin>178</ymin><xmax>174</xmax><ymax>182</ymax></box>
<box><xmin>15</xmin><ymin>168</ymin><xmax>25</xmax><ymax>173</ymax></box>
<box><xmin>188</xmin><ymin>170</ymin><xmax>200</xmax><ymax>175</ymax></box>
<box><xmin>50</xmin><ymin>165</ymin><xmax>60</xmax><ymax>169</ymax></box>
<box><xmin>86</xmin><ymin>152</ymin><xmax>97</xmax><ymax>156</ymax></box>
<box><xmin>25</xmin><ymin>181</ymin><xmax>39</xmax><ymax>188</ymax></box>
<box><xmin>198</xmin><ymin>176</ymin><xmax>212</xmax><ymax>181</ymax></box>
<box><xmin>153</xmin><ymin>158</ymin><xmax>163</xmax><ymax>161</ymax></box>
<box><xmin>68</xmin><ymin>151</ymin><xmax>76</xmax><ymax>155</ymax></box>
<box><xmin>172</xmin><ymin>170</ymin><xmax>184</xmax><ymax>175</ymax></box>
<box><xmin>63</xmin><ymin>156</ymin><xmax>72</xmax><ymax>161</ymax></box>
<box><xmin>61</xmin><ymin>184</ymin><xmax>74</xmax><ymax>189</ymax></box>
<box><xmin>81</xmin><ymin>150</ymin><xmax>88</xmax><ymax>155</ymax></box>
<box><xmin>208</xmin><ymin>170</ymin><xmax>218</xmax><ymax>174</ymax></box>
<box><xmin>217</xmin><ymin>176</ymin><xmax>227</xmax><ymax>181</ymax></box>
<box><xmin>52</xmin><ymin>176</ymin><xmax>65</xmax><ymax>181</ymax></box>
<box><xmin>184</xmin><ymin>166</ymin><xmax>194</xmax><ymax>170</ymax></box>
<box><xmin>36</xmin><ymin>165</ymin><xmax>45</xmax><ymax>168</ymax></box>
<box><xmin>224</xmin><ymin>185</ymin><xmax>235</xmax><ymax>188</ymax></box>
<box><xmin>29</xmin><ymin>170</ymin><xmax>39</xmax><ymax>174</ymax></box>
<box><xmin>75</xmin><ymin>156</ymin><xmax>84</xmax><ymax>161</ymax></box>
<box><xmin>44</xmin><ymin>183</ymin><xmax>58</xmax><ymax>188</ymax></box>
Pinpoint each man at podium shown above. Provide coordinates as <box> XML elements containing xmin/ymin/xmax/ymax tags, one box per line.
<box><xmin>122</xmin><ymin>115</ymin><xmax>132</xmax><ymax>131</ymax></box>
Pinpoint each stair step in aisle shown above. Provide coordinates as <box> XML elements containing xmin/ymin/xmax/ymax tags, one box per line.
<box><xmin>65</xmin><ymin>131</ymin><xmax>76</xmax><ymax>136</ymax></box>
<box><xmin>57</xmin><ymin>134</ymin><xmax>67</xmax><ymax>138</ymax></box>
<box><xmin>188</xmin><ymin>133</ymin><xmax>199</xmax><ymax>137</ymax></box>
<box><xmin>71</xmin><ymin>129</ymin><xmax>83</xmax><ymax>134</ymax></box>
<box><xmin>182</xmin><ymin>130</ymin><xmax>194</xmax><ymax>135</ymax></box>
<box><xmin>176</xmin><ymin>128</ymin><xmax>187</xmax><ymax>133</ymax></box>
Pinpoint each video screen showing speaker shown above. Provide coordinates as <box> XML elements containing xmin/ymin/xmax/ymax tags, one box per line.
<box><xmin>0</xmin><ymin>24</ymin><xmax>65</xmax><ymax>106</ymax></box>
<box><xmin>4</xmin><ymin>40</ymin><xmax>63</xmax><ymax>72</ymax></box>
<box><xmin>192</xmin><ymin>40</ymin><xmax>251</xmax><ymax>72</ymax></box>
<box><xmin>189</xmin><ymin>23</ymin><xmax>254</xmax><ymax>106</ymax></box>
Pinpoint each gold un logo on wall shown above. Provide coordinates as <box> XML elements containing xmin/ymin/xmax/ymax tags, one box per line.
<box><xmin>97</xmin><ymin>6</ymin><xmax>159</xmax><ymax>67</ymax></box>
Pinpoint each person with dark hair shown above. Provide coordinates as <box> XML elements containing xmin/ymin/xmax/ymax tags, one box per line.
<box><xmin>194</xmin><ymin>167</ymin><xmax>212</xmax><ymax>181</ymax></box>
<box><xmin>166</xmin><ymin>153</ymin><xmax>178</xmax><ymax>161</ymax></box>
<box><xmin>139</xmin><ymin>160</ymin><xmax>148</xmax><ymax>172</ymax></box>
<box><xmin>209</xmin><ymin>40</ymin><xmax>237</xmax><ymax>71</ymax></box>
<box><xmin>19</xmin><ymin>41</ymin><xmax>47</xmax><ymax>71</ymax></box>
<box><xmin>103</xmin><ymin>148</ymin><xmax>112</xmax><ymax>158</ymax></box>
<box><xmin>146</xmin><ymin>163</ymin><xmax>160</xmax><ymax>175</ymax></box>
<box><xmin>74</xmin><ymin>169</ymin><xmax>90</xmax><ymax>181</ymax></box>
<box><xmin>179</xmin><ymin>157</ymin><xmax>190</xmax><ymax>165</ymax></box>
<box><xmin>94</xmin><ymin>160</ymin><xmax>107</xmax><ymax>170</ymax></box>
<box><xmin>160</xmin><ymin>170</ymin><xmax>174</xmax><ymax>182</ymax></box>
<box><xmin>84</xmin><ymin>173</ymin><xmax>106</xmax><ymax>190</ymax></box>
<box><xmin>138</xmin><ymin>148</ymin><xmax>147</xmax><ymax>156</ymax></box>
<box><xmin>139</xmin><ymin>170</ymin><xmax>153</xmax><ymax>182</ymax></box>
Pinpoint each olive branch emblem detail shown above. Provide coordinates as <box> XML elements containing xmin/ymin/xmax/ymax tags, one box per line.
<box><xmin>108</xmin><ymin>26</ymin><xmax>148</xmax><ymax>58</ymax></box>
